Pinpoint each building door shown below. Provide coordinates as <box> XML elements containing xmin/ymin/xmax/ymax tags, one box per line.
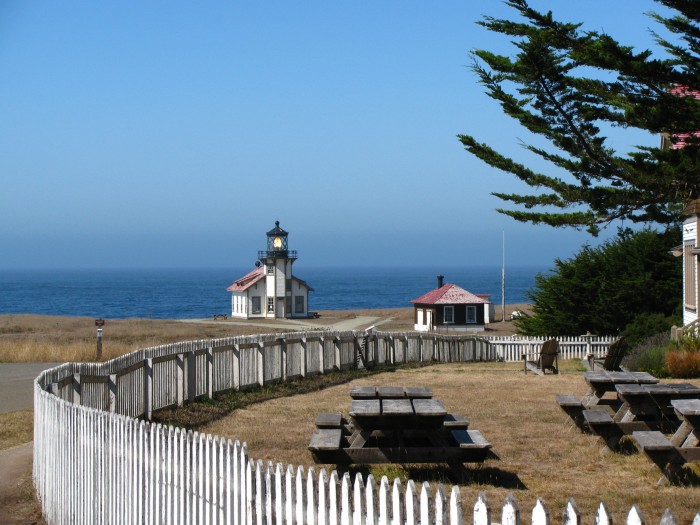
<box><xmin>277</xmin><ymin>298</ymin><xmax>285</xmax><ymax>318</ymax></box>
<box><xmin>426</xmin><ymin>310</ymin><xmax>433</xmax><ymax>330</ymax></box>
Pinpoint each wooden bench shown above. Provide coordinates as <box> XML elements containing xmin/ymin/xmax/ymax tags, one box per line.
<box><xmin>555</xmin><ymin>394</ymin><xmax>588</xmax><ymax>432</ymax></box>
<box><xmin>443</xmin><ymin>414</ymin><xmax>469</xmax><ymax>429</ymax></box>
<box><xmin>309</xmin><ymin>428</ymin><xmax>343</xmax><ymax>454</ymax></box>
<box><xmin>633</xmin><ymin>431</ymin><xmax>688</xmax><ymax>485</ymax></box>
<box><xmin>451</xmin><ymin>429</ymin><xmax>490</xmax><ymax>449</ymax></box>
<box><xmin>315</xmin><ymin>412</ymin><xmax>343</xmax><ymax>429</ymax></box>
<box><xmin>584</xmin><ymin>408</ymin><xmax>659</xmax><ymax>452</ymax></box>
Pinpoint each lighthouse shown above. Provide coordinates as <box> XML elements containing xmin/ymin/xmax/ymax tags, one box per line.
<box><xmin>228</xmin><ymin>221</ymin><xmax>313</xmax><ymax>319</ymax></box>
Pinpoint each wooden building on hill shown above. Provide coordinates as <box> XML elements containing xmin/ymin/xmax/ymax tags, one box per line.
<box><xmin>410</xmin><ymin>275</ymin><xmax>493</xmax><ymax>332</ymax></box>
<box><xmin>228</xmin><ymin>221</ymin><xmax>313</xmax><ymax>319</ymax></box>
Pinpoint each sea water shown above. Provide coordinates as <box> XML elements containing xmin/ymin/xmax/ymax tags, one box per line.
<box><xmin>0</xmin><ymin>265</ymin><xmax>549</xmax><ymax>319</ymax></box>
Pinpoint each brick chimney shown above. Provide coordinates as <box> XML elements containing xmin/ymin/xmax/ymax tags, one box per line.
<box><xmin>437</xmin><ymin>275</ymin><xmax>444</xmax><ymax>289</ymax></box>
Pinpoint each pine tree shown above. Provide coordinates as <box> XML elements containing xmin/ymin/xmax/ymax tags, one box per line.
<box><xmin>458</xmin><ymin>0</ymin><xmax>700</xmax><ymax>235</ymax></box>
<box><xmin>514</xmin><ymin>228</ymin><xmax>681</xmax><ymax>337</ymax></box>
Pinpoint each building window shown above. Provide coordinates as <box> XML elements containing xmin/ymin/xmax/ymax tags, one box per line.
<box><xmin>467</xmin><ymin>305</ymin><xmax>477</xmax><ymax>323</ymax></box>
<box><xmin>295</xmin><ymin>296</ymin><xmax>304</xmax><ymax>313</ymax></box>
<box><xmin>286</xmin><ymin>297</ymin><xmax>292</xmax><ymax>315</ymax></box>
<box><xmin>252</xmin><ymin>296</ymin><xmax>261</xmax><ymax>314</ymax></box>
<box><xmin>685</xmin><ymin>242</ymin><xmax>697</xmax><ymax>311</ymax></box>
<box><xmin>267</xmin><ymin>297</ymin><xmax>274</xmax><ymax>313</ymax></box>
<box><xmin>444</xmin><ymin>306</ymin><xmax>454</xmax><ymax>324</ymax></box>
<box><xmin>267</xmin><ymin>264</ymin><xmax>274</xmax><ymax>275</ymax></box>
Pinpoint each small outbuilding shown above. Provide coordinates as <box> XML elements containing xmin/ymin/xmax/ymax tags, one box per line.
<box><xmin>410</xmin><ymin>275</ymin><xmax>492</xmax><ymax>332</ymax></box>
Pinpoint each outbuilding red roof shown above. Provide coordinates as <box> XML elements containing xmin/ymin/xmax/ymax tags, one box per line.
<box><xmin>227</xmin><ymin>266</ymin><xmax>265</xmax><ymax>292</ymax></box>
<box><xmin>410</xmin><ymin>283</ymin><xmax>489</xmax><ymax>305</ymax></box>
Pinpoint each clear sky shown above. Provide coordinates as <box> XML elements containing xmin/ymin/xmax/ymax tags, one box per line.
<box><xmin>0</xmin><ymin>1</ymin><xmax>670</xmax><ymax>270</ymax></box>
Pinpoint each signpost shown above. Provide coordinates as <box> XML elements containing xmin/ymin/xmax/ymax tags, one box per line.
<box><xmin>95</xmin><ymin>318</ymin><xmax>105</xmax><ymax>360</ymax></box>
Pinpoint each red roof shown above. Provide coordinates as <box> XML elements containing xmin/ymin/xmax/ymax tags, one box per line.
<box><xmin>227</xmin><ymin>266</ymin><xmax>265</xmax><ymax>292</ymax></box>
<box><xmin>669</xmin><ymin>85</ymin><xmax>700</xmax><ymax>149</ymax></box>
<box><xmin>410</xmin><ymin>283</ymin><xmax>489</xmax><ymax>305</ymax></box>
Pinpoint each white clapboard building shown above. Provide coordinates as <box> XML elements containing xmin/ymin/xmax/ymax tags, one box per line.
<box><xmin>682</xmin><ymin>201</ymin><xmax>700</xmax><ymax>326</ymax></box>
<box><xmin>228</xmin><ymin>222</ymin><xmax>313</xmax><ymax>319</ymax></box>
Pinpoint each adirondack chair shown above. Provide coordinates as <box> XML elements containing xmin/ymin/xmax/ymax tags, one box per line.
<box><xmin>584</xmin><ymin>337</ymin><xmax>627</xmax><ymax>371</ymax></box>
<box><xmin>523</xmin><ymin>339</ymin><xmax>559</xmax><ymax>375</ymax></box>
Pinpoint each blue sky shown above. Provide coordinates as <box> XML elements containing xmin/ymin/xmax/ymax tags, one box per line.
<box><xmin>0</xmin><ymin>1</ymin><xmax>670</xmax><ymax>270</ymax></box>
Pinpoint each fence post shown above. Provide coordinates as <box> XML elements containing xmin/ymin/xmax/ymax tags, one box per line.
<box><xmin>366</xmin><ymin>475</ymin><xmax>378</xmax><ymax>525</ymax></box>
<box><xmin>319</xmin><ymin>337</ymin><xmax>326</xmax><ymax>373</ymax></box>
<box><xmin>176</xmin><ymin>353</ymin><xmax>184</xmax><ymax>406</ymax></box>
<box><xmin>300</xmin><ymin>337</ymin><xmax>307</xmax><ymax>378</ymax></box>
<box><xmin>334</xmin><ymin>337</ymin><xmax>341</xmax><ymax>371</ymax></box>
<box><xmin>207</xmin><ymin>346</ymin><xmax>214</xmax><ymax>399</ymax></box>
<box><xmin>281</xmin><ymin>338</ymin><xmax>288</xmax><ymax>382</ymax></box>
<box><xmin>233</xmin><ymin>343</ymin><xmax>241</xmax><ymax>391</ymax></box>
<box><xmin>73</xmin><ymin>373</ymin><xmax>81</xmax><ymax>405</ymax></box>
<box><xmin>144</xmin><ymin>358</ymin><xmax>153</xmax><ymax>421</ymax></box>
<box><xmin>187</xmin><ymin>350</ymin><xmax>197</xmax><ymax>402</ymax></box>
<box><xmin>501</xmin><ymin>494</ymin><xmax>520</xmax><ymax>525</ymax></box>
<box><xmin>561</xmin><ymin>499</ymin><xmax>578</xmax><ymax>525</ymax></box>
<box><xmin>257</xmin><ymin>342</ymin><xmax>265</xmax><ymax>387</ymax></box>
<box><xmin>108</xmin><ymin>373</ymin><xmax>117</xmax><ymax>413</ymax></box>
<box><xmin>353</xmin><ymin>474</ymin><xmax>365</xmax><ymax>525</ymax></box>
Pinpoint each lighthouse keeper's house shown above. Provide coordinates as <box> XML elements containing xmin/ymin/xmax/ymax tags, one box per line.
<box><xmin>410</xmin><ymin>275</ymin><xmax>493</xmax><ymax>332</ymax></box>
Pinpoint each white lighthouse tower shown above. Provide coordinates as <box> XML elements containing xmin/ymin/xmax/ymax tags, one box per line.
<box><xmin>228</xmin><ymin>221</ymin><xmax>313</xmax><ymax>319</ymax></box>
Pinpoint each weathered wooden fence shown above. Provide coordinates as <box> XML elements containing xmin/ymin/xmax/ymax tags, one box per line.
<box><xmin>36</xmin><ymin>329</ymin><xmax>675</xmax><ymax>525</ymax></box>
<box><xmin>35</xmin><ymin>331</ymin><xmax>616</xmax><ymax>421</ymax></box>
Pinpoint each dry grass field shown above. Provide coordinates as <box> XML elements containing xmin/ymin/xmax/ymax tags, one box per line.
<box><xmin>0</xmin><ymin>314</ymin><xmax>288</xmax><ymax>363</ymax></box>
<box><xmin>11</xmin><ymin>306</ymin><xmax>681</xmax><ymax>524</ymax></box>
<box><xmin>201</xmin><ymin>361</ymin><xmax>700</xmax><ymax>524</ymax></box>
<box><xmin>0</xmin><ymin>306</ymin><xmax>526</xmax><ymax>363</ymax></box>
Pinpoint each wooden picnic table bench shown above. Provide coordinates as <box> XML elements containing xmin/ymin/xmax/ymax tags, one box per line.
<box><xmin>632</xmin><ymin>398</ymin><xmax>700</xmax><ymax>485</ymax></box>
<box><xmin>555</xmin><ymin>371</ymin><xmax>658</xmax><ymax>433</ymax></box>
<box><xmin>309</xmin><ymin>386</ymin><xmax>492</xmax><ymax>466</ymax></box>
<box><xmin>582</xmin><ymin>382</ymin><xmax>700</xmax><ymax>453</ymax></box>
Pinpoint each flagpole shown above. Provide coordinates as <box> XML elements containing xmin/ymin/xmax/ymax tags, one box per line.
<box><xmin>501</xmin><ymin>230</ymin><xmax>506</xmax><ymax>322</ymax></box>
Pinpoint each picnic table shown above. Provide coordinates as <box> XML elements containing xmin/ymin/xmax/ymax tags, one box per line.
<box><xmin>633</xmin><ymin>398</ymin><xmax>700</xmax><ymax>485</ymax></box>
<box><xmin>581</xmin><ymin>371</ymin><xmax>659</xmax><ymax>407</ymax></box>
<box><xmin>308</xmin><ymin>386</ymin><xmax>493</xmax><ymax>465</ymax></box>
<box><xmin>583</xmin><ymin>382</ymin><xmax>700</xmax><ymax>453</ymax></box>
<box><xmin>556</xmin><ymin>371</ymin><xmax>658</xmax><ymax>433</ymax></box>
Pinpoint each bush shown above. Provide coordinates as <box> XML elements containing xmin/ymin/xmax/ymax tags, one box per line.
<box><xmin>514</xmin><ymin>228</ymin><xmax>681</xmax><ymax>336</ymax></box>
<box><xmin>621</xmin><ymin>312</ymin><xmax>679</xmax><ymax>348</ymax></box>
<box><xmin>624</xmin><ymin>332</ymin><xmax>669</xmax><ymax>377</ymax></box>
<box><xmin>667</xmin><ymin>351</ymin><xmax>700</xmax><ymax>378</ymax></box>
<box><xmin>666</xmin><ymin>335</ymin><xmax>700</xmax><ymax>378</ymax></box>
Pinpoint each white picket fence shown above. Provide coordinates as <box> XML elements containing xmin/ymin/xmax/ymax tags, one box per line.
<box><xmin>35</xmin><ymin>329</ymin><xmax>682</xmax><ymax>525</ymax></box>
<box><xmin>486</xmin><ymin>334</ymin><xmax>618</xmax><ymax>363</ymax></box>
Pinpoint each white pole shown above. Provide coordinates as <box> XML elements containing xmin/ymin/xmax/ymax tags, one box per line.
<box><xmin>501</xmin><ymin>231</ymin><xmax>506</xmax><ymax>322</ymax></box>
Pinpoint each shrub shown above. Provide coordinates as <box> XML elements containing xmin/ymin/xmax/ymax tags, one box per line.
<box><xmin>667</xmin><ymin>350</ymin><xmax>700</xmax><ymax>378</ymax></box>
<box><xmin>621</xmin><ymin>312</ymin><xmax>678</xmax><ymax>348</ymax></box>
<box><xmin>514</xmin><ymin>228</ymin><xmax>681</xmax><ymax>336</ymax></box>
<box><xmin>666</xmin><ymin>335</ymin><xmax>700</xmax><ymax>378</ymax></box>
<box><xmin>623</xmin><ymin>332</ymin><xmax>670</xmax><ymax>377</ymax></box>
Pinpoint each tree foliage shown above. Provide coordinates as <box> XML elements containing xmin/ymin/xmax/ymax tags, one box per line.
<box><xmin>514</xmin><ymin>227</ymin><xmax>681</xmax><ymax>336</ymax></box>
<box><xmin>459</xmin><ymin>0</ymin><xmax>700</xmax><ymax>235</ymax></box>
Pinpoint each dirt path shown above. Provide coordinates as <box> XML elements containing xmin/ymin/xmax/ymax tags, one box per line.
<box><xmin>0</xmin><ymin>442</ymin><xmax>43</xmax><ymax>524</ymax></box>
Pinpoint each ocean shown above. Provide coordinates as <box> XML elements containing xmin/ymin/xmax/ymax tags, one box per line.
<box><xmin>0</xmin><ymin>266</ymin><xmax>548</xmax><ymax>319</ymax></box>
